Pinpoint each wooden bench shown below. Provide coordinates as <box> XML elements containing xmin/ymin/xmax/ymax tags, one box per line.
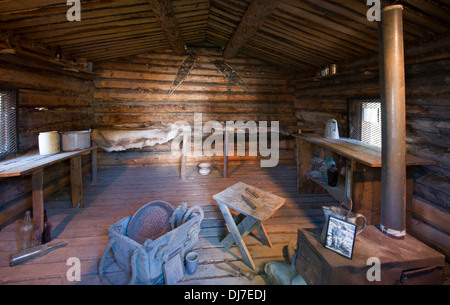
<box><xmin>0</xmin><ymin>146</ymin><xmax>98</xmax><ymax>244</ymax></box>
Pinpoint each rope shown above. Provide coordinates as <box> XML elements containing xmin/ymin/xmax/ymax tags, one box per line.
<box><xmin>98</xmin><ymin>238</ymin><xmax>115</xmax><ymax>285</ymax></box>
<box><xmin>98</xmin><ymin>237</ymin><xmax>139</xmax><ymax>285</ymax></box>
<box><xmin>127</xmin><ymin>249</ymin><xmax>139</xmax><ymax>285</ymax></box>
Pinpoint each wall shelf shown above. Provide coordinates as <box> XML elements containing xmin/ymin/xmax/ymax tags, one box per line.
<box><xmin>294</xmin><ymin>133</ymin><xmax>436</xmax><ymax>225</ymax></box>
<box><xmin>305</xmin><ymin>172</ymin><xmax>346</xmax><ymax>203</ymax></box>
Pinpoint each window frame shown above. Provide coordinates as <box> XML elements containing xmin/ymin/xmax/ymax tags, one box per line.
<box><xmin>347</xmin><ymin>97</ymin><xmax>382</xmax><ymax>148</ymax></box>
<box><xmin>0</xmin><ymin>86</ymin><xmax>19</xmax><ymax>160</ymax></box>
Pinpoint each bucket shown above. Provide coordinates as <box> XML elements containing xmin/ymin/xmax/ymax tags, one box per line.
<box><xmin>62</xmin><ymin>130</ymin><xmax>91</xmax><ymax>151</ymax></box>
<box><xmin>38</xmin><ymin>131</ymin><xmax>60</xmax><ymax>155</ymax></box>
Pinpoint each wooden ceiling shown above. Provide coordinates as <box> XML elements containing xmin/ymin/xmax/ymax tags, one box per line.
<box><xmin>0</xmin><ymin>0</ymin><xmax>449</xmax><ymax>72</ymax></box>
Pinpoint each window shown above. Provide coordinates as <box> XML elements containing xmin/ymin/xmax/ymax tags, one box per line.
<box><xmin>348</xmin><ymin>98</ymin><xmax>382</xmax><ymax>147</ymax></box>
<box><xmin>0</xmin><ymin>87</ymin><xmax>18</xmax><ymax>159</ymax></box>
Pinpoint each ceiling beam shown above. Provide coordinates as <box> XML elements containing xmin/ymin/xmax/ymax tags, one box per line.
<box><xmin>223</xmin><ymin>0</ymin><xmax>277</xmax><ymax>59</ymax></box>
<box><xmin>147</xmin><ymin>0</ymin><xmax>186</xmax><ymax>56</ymax></box>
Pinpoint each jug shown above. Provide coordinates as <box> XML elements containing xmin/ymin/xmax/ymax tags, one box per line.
<box><xmin>324</xmin><ymin>119</ymin><xmax>340</xmax><ymax>139</ymax></box>
<box><xmin>320</xmin><ymin>201</ymin><xmax>366</xmax><ymax>243</ymax></box>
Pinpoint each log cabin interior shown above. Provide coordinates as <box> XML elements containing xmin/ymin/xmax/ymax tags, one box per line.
<box><xmin>0</xmin><ymin>0</ymin><xmax>449</xmax><ymax>286</ymax></box>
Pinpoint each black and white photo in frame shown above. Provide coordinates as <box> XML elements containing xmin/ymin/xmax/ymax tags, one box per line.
<box><xmin>324</xmin><ymin>215</ymin><xmax>357</xmax><ymax>259</ymax></box>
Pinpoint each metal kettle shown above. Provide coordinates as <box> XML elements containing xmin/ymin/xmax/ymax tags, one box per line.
<box><xmin>324</xmin><ymin>119</ymin><xmax>340</xmax><ymax>139</ymax></box>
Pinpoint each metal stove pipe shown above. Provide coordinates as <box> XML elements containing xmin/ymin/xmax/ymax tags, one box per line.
<box><xmin>378</xmin><ymin>5</ymin><xmax>407</xmax><ymax>239</ymax></box>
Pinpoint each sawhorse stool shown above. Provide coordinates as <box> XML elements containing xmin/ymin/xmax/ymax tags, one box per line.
<box><xmin>213</xmin><ymin>182</ymin><xmax>286</xmax><ymax>270</ymax></box>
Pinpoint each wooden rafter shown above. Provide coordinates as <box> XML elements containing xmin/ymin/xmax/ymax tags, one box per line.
<box><xmin>147</xmin><ymin>0</ymin><xmax>186</xmax><ymax>56</ymax></box>
<box><xmin>223</xmin><ymin>0</ymin><xmax>277</xmax><ymax>59</ymax></box>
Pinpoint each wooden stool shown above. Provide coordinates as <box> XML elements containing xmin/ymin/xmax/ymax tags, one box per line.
<box><xmin>213</xmin><ymin>182</ymin><xmax>286</xmax><ymax>270</ymax></box>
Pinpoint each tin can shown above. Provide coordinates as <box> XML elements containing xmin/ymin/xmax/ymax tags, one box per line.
<box><xmin>330</xmin><ymin>64</ymin><xmax>337</xmax><ymax>75</ymax></box>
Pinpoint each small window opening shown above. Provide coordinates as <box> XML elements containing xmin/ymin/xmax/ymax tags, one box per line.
<box><xmin>0</xmin><ymin>87</ymin><xmax>18</xmax><ymax>159</ymax></box>
<box><xmin>348</xmin><ymin>98</ymin><xmax>382</xmax><ymax>147</ymax></box>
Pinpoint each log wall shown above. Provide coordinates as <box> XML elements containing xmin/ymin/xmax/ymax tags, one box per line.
<box><xmin>294</xmin><ymin>47</ymin><xmax>450</xmax><ymax>258</ymax></box>
<box><xmin>0</xmin><ymin>54</ymin><xmax>95</xmax><ymax>227</ymax></box>
<box><xmin>93</xmin><ymin>50</ymin><xmax>297</xmax><ymax>168</ymax></box>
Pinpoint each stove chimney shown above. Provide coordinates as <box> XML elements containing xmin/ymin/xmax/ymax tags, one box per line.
<box><xmin>378</xmin><ymin>5</ymin><xmax>407</xmax><ymax>239</ymax></box>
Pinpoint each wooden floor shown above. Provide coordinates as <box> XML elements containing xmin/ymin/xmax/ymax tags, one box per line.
<box><xmin>1</xmin><ymin>163</ymin><xmax>448</xmax><ymax>285</ymax></box>
<box><xmin>0</xmin><ymin>163</ymin><xmax>342</xmax><ymax>285</ymax></box>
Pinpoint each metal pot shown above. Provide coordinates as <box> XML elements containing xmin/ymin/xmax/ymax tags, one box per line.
<box><xmin>61</xmin><ymin>130</ymin><xmax>91</xmax><ymax>151</ymax></box>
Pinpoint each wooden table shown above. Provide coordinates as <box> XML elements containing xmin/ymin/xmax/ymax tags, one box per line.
<box><xmin>213</xmin><ymin>182</ymin><xmax>285</xmax><ymax>269</ymax></box>
<box><xmin>180</xmin><ymin>129</ymin><xmax>233</xmax><ymax>180</ymax></box>
<box><xmin>293</xmin><ymin>134</ymin><xmax>435</xmax><ymax>226</ymax></box>
<box><xmin>180</xmin><ymin>128</ymin><xmax>275</xmax><ymax>179</ymax></box>
<box><xmin>0</xmin><ymin>146</ymin><xmax>98</xmax><ymax>244</ymax></box>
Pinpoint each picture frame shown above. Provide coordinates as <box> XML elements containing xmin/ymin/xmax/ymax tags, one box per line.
<box><xmin>324</xmin><ymin>215</ymin><xmax>357</xmax><ymax>260</ymax></box>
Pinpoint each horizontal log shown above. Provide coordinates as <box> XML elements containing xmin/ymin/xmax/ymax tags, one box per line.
<box><xmin>411</xmin><ymin>196</ymin><xmax>450</xmax><ymax>235</ymax></box>
<box><xmin>19</xmin><ymin>108</ymin><xmax>94</xmax><ymax>130</ymax></box>
<box><xmin>410</xmin><ymin>217</ymin><xmax>450</xmax><ymax>260</ymax></box>
<box><xmin>94</xmin><ymin>113</ymin><xmax>297</xmax><ymax>128</ymax></box>
<box><xmin>406</xmin><ymin>118</ymin><xmax>450</xmax><ymax>150</ymax></box>
<box><xmin>92</xmin><ymin>101</ymin><xmax>294</xmax><ymax>115</ymax></box>
<box><xmin>294</xmin><ymin>99</ymin><xmax>347</xmax><ymax>113</ymax></box>
<box><xmin>95</xmin><ymin>70</ymin><xmax>290</xmax><ymax>86</ymax></box>
<box><xmin>94</xmin><ymin>90</ymin><xmax>294</xmax><ymax>103</ymax></box>
<box><xmin>0</xmin><ymin>66</ymin><xmax>93</xmax><ymax>94</ymax></box>
<box><xmin>95</xmin><ymin>59</ymin><xmax>293</xmax><ymax>77</ymax></box>
<box><xmin>413</xmin><ymin>173</ymin><xmax>450</xmax><ymax>210</ymax></box>
<box><xmin>94</xmin><ymin>79</ymin><xmax>292</xmax><ymax>94</ymax></box>
<box><xmin>97</xmin><ymin>150</ymin><xmax>295</xmax><ymax>168</ymax></box>
<box><xmin>19</xmin><ymin>89</ymin><xmax>92</xmax><ymax>109</ymax></box>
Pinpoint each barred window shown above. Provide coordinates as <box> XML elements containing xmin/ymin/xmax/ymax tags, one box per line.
<box><xmin>348</xmin><ymin>98</ymin><xmax>382</xmax><ymax>147</ymax></box>
<box><xmin>0</xmin><ymin>87</ymin><xmax>18</xmax><ymax>159</ymax></box>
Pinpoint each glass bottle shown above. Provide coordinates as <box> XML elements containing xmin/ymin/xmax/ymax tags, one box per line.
<box><xmin>321</xmin><ymin>157</ymin><xmax>336</xmax><ymax>183</ymax></box>
<box><xmin>327</xmin><ymin>164</ymin><xmax>339</xmax><ymax>187</ymax></box>
<box><xmin>42</xmin><ymin>210</ymin><xmax>52</xmax><ymax>244</ymax></box>
<box><xmin>320</xmin><ymin>159</ymin><xmax>328</xmax><ymax>183</ymax></box>
<box><xmin>310</xmin><ymin>153</ymin><xmax>323</xmax><ymax>179</ymax></box>
<box><xmin>19</xmin><ymin>211</ymin><xmax>34</xmax><ymax>250</ymax></box>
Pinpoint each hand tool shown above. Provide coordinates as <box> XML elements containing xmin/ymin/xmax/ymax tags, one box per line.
<box><xmin>224</xmin><ymin>259</ymin><xmax>256</xmax><ymax>280</ymax></box>
<box><xmin>214</xmin><ymin>263</ymin><xmax>239</xmax><ymax>277</ymax></box>
<box><xmin>245</xmin><ymin>187</ymin><xmax>259</xmax><ymax>198</ymax></box>
<box><xmin>241</xmin><ymin>195</ymin><xmax>256</xmax><ymax>210</ymax></box>
<box><xmin>10</xmin><ymin>241</ymin><xmax>67</xmax><ymax>267</ymax></box>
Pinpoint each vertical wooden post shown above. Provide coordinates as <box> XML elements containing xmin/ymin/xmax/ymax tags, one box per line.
<box><xmin>70</xmin><ymin>155</ymin><xmax>83</xmax><ymax>208</ymax></box>
<box><xmin>181</xmin><ymin>132</ymin><xmax>188</xmax><ymax>180</ymax></box>
<box><xmin>31</xmin><ymin>169</ymin><xmax>44</xmax><ymax>245</ymax></box>
<box><xmin>91</xmin><ymin>148</ymin><xmax>98</xmax><ymax>185</ymax></box>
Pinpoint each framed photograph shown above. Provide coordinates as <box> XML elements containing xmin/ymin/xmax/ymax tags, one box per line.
<box><xmin>324</xmin><ymin>215</ymin><xmax>357</xmax><ymax>259</ymax></box>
